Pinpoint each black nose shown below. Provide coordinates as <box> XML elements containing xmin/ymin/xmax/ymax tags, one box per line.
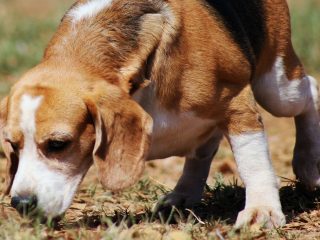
<box><xmin>11</xmin><ymin>196</ymin><xmax>38</xmax><ymax>216</ymax></box>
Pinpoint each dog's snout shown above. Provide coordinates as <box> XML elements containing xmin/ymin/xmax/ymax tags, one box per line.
<box><xmin>11</xmin><ymin>195</ymin><xmax>38</xmax><ymax>216</ymax></box>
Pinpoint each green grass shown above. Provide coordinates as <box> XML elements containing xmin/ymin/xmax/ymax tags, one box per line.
<box><xmin>0</xmin><ymin>1</ymin><xmax>71</xmax><ymax>97</ymax></box>
<box><xmin>0</xmin><ymin>1</ymin><xmax>72</xmax><ymax>80</ymax></box>
<box><xmin>0</xmin><ymin>18</ymin><xmax>56</xmax><ymax>77</ymax></box>
<box><xmin>290</xmin><ymin>0</ymin><xmax>320</xmax><ymax>75</ymax></box>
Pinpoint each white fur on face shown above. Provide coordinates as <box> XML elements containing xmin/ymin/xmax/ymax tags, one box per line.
<box><xmin>229</xmin><ymin>132</ymin><xmax>282</xmax><ymax>209</ymax></box>
<box><xmin>68</xmin><ymin>0</ymin><xmax>113</xmax><ymax>23</ymax></box>
<box><xmin>10</xmin><ymin>94</ymin><xmax>82</xmax><ymax>217</ymax></box>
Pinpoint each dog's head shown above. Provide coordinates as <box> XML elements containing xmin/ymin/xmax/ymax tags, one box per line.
<box><xmin>0</xmin><ymin>0</ymin><xmax>179</xmax><ymax>218</ymax></box>
<box><xmin>0</xmin><ymin>68</ymin><xmax>152</xmax><ymax>218</ymax></box>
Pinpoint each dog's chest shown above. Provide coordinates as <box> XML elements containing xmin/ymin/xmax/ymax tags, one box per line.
<box><xmin>143</xmin><ymin>106</ymin><xmax>215</xmax><ymax>159</ymax></box>
<box><xmin>149</xmin><ymin>109</ymin><xmax>215</xmax><ymax>159</ymax></box>
<box><xmin>133</xmin><ymin>88</ymin><xmax>216</xmax><ymax>159</ymax></box>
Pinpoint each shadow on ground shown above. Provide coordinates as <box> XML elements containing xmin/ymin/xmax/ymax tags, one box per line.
<box><xmin>57</xmin><ymin>181</ymin><xmax>320</xmax><ymax>231</ymax></box>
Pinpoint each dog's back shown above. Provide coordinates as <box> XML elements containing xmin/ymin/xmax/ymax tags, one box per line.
<box><xmin>204</xmin><ymin>0</ymin><xmax>265</xmax><ymax>68</ymax></box>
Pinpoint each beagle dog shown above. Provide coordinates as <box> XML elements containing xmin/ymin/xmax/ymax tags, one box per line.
<box><xmin>1</xmin><ymin>0</ymin><xmax>319</xmax><ymax>228</ymax></box>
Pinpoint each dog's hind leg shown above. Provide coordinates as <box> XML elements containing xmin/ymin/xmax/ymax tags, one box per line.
<box><xmin>252</xmin><ymin>52</ymin><xmax>320</xmax><ymax>190</ymax></box>
<box><xmin>155</xmin><ymin>131</ymin><xmax>222</xmax><ymax>210</ymax></box>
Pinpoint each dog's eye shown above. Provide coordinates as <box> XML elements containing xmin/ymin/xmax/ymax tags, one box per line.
<box><xmin>47</xmin><ymin>140</ymin><xmax>70</xmax><ymax>152</ymax></box>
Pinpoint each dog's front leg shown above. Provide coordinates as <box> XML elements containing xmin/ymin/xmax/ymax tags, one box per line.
<box><xmin>155</xmin><ymin>132</ymin><xmax>222</xmax><ymax>210</ymax></box>
<box><xmin>229</xmin><ymin>132</ymin><xmax>285</xmax><ymax>228</ymax></box>
<box><xmin>224</xmin><ymin>86</ymin><xmax>286</xmax><ymax>229</ymax></box>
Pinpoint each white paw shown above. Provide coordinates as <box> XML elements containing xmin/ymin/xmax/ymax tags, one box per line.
<box><xmin>235</xmin><ymin>206</ymin><xmax>286</xmax><ymax>229</ymax></box>
<box><xmin>153</xmin><ymin>191</ymin><xmax>202</xmax><ymax>212</ymax></box>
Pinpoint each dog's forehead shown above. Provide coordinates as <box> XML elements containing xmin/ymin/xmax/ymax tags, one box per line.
<box><xmin>6</xmin><ymin>86</ymin><xmax>88</xmax><ymax>140</ymax></box>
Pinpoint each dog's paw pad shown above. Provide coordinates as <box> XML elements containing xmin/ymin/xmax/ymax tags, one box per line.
<box><xmin>235</xmin><ymin>206</ymin><xmax>286</xmax><ymax>229</ymax></box>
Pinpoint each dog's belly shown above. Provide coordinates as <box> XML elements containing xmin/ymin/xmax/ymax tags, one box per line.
<box><xmin>146</xmin><ymin>110</ymin><xmax>216</xmax><ymax>160</ymax></box>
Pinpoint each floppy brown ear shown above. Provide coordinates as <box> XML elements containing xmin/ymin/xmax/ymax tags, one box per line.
<box><xmin>0</xmin><ymin>96</ymin><xmax>18</xmax><ymax>195</ymax></box>
<box><xmin>119</xmin><ymin>13</ymin><xmax>164</xmax><ymax>93</ymax></box>
<box><xmin>86</xmin><ymin>93</ymin><xmax>153</xmax><ymax>191</ymax></box>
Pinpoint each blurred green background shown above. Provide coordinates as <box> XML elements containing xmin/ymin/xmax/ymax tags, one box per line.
<box><xmin>0</xmin><ymin>0</ymin><xmax>73</xmax><ymax>96</ymax></box>
<box><xmin>0</xmin><ymin>0</ymin><xmax>319</xmax><ymax>97</ymax></box>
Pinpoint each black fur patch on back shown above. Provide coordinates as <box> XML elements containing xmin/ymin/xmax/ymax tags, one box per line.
<box><xmin>203</xmin><ymin>0</ymin><xmax>266</xmax><ymax>69</ymax></box>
